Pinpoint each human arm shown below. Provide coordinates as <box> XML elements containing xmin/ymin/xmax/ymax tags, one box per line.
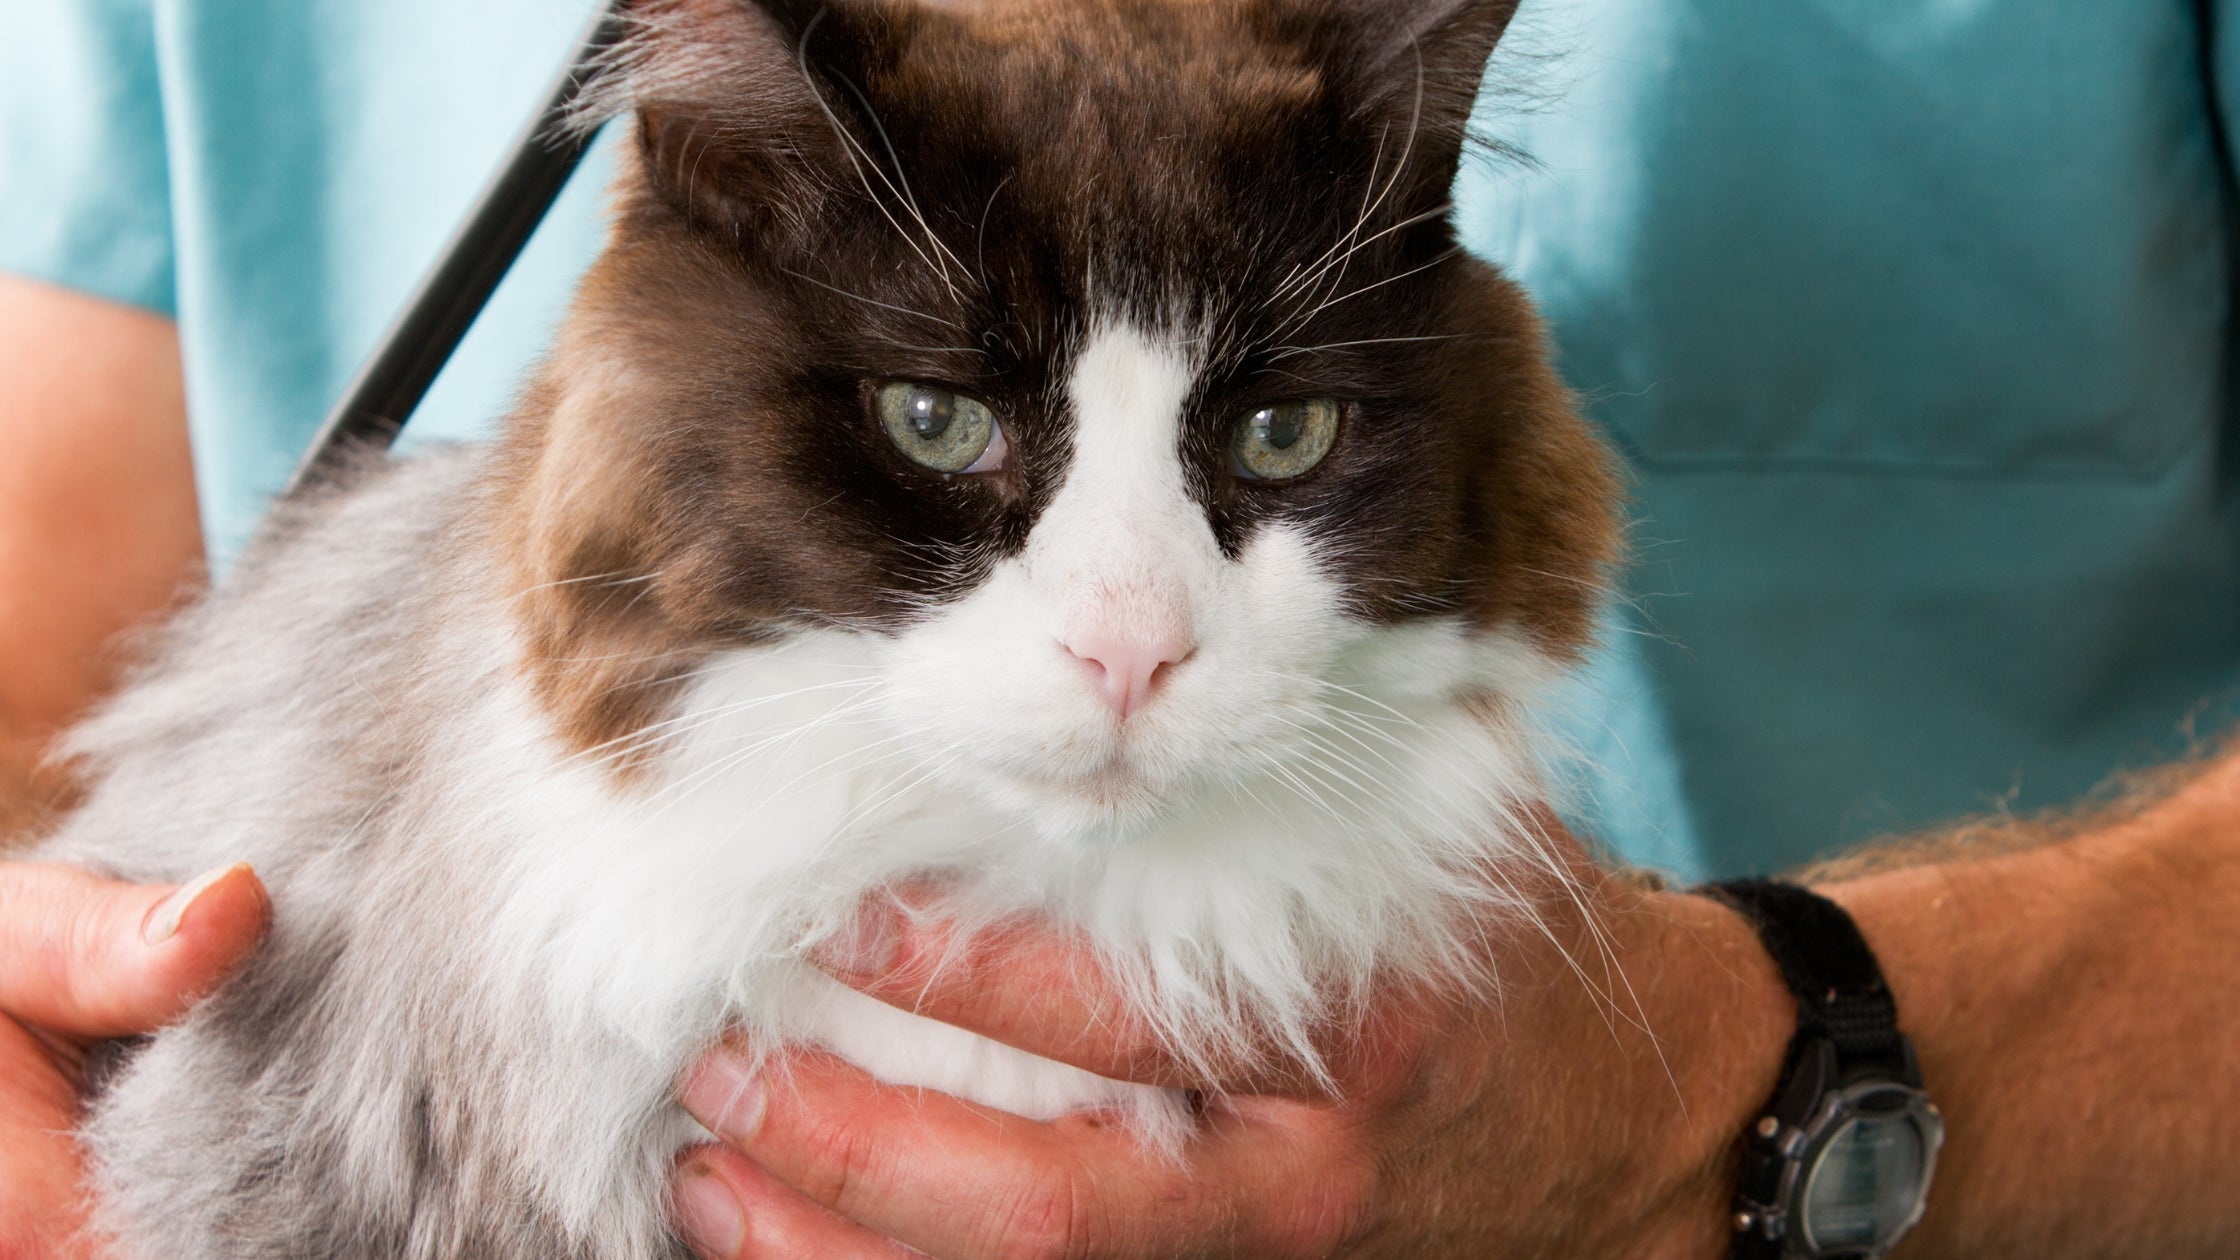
<box><xmin>0</xmin><ymin>273</ymin><xmax>203</xmax><ymax>834</ymax></box>
<box><xmin>668</xmin><ymin>750</ymin><xmax>2240</xmax><ymax>1258</ymax></box>
<box><xmin>0</xmin><ymin>274</ymin><xmax>239</xmax><ymax>1257</ymax></box>
<box><xmin>1820</xmin><ymin>750</ymin><xmax>2240</xmax><ymax>1255</ymax></box>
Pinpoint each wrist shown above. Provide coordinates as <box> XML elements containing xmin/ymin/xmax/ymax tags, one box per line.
<box><xmin>1598</xmin><ymin>882</ymin><xmax>1796</xmax><ymax>1258</ymax></box>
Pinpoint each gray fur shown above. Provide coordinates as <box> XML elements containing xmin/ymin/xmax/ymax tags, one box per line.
<box><xmin>39</xmin><ymin>448</ymin><xmax>697</xmax><ymax>1259</ymax></box>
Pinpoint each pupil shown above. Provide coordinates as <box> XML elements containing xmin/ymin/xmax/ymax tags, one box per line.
<box><xmin>906</xmin><ymin>389</ymin><xmax>954</xmax><ymax>440</ymax></box>
<box><xmin>1258</xmin><ymin>405</ymin><xmax>1304</xmax><ymax>450</ymax></box>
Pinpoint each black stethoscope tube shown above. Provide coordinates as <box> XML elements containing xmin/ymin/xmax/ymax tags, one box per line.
<box><xmin>285</xmin><ymin>1</ymin><xmax>629</xmax><ymax>496</ymax></box>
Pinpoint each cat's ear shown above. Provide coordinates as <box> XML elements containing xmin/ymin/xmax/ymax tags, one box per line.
<box><xmin>1354</xmin><ymin>0</ymin><xmax>1521</xmax><ymax>74</ymax></box>
<box><xmin>580</xmin><ymin>0</ymin><xmax>887</xmax><ymax>241</ymax></box>
<box><xmin>1321</xmin><ymin>0</ymin><xmax>1520</xmax><ymax>181</ymax></box>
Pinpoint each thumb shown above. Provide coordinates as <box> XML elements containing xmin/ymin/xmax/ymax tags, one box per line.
<box><xmin>0</xmin><ymin>861</ymin><xmax>271</xmax><ymax>1039</ymax></box>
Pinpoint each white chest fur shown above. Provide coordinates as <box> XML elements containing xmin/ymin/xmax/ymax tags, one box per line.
<box><xmin>475</xmin><ymin>597</ymin><xmax>1555</xmax><ymax>1162</ymax></box>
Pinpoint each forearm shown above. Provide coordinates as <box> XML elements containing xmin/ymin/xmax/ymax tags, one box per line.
<box><xmin>0</xmin><ymin>709</ymin><xmax>64</xmax><ymax>846</ymax></box>
<box><xmin>1</xmin><ymin>674</ymin><xmax>95</xmax><ymax>847</ymax></box>
<box><xmin>0</xmin><ymin>276</ymin><xmax>201</xmax><ymax>844</ymax></box>
<box><xmin>1824</xmin><ymin>754</ymin><xmax>2240</xmax><ymax>1257</ymax></box>
<box><xmin>1599</xmin><ymin>755</ymin><xmax>2240</xmax><ymax>1260</ymax></box>
<box><xmin>0</xmin><ymin>732</ymin><xmax>30</xmax><ymax>842</ymax></box>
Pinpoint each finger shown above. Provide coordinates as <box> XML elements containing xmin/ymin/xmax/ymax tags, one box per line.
<box><xmin>0</xmin><ymin>862</ymin><xmax>271</xmax><ymax>1038</ymax></box>
<box><xmin>674</xmin><ymin>1145</ymin><xmax>919</xmax><ymax>1259</ymax></box>
<box><xmin>681</xmin><ymin>1047</ymin><xmax>1363</xmax><ymax>1260</ymax></box>
<box><xmin>0</xmin><ymin>1017</ymin><xmax>103</xmax><ymax>1259</ymax></box>
<box><xmin>813</xmin><ymin>899</ymin><xmax>1301</xmax><ymax>1093</ymax></box>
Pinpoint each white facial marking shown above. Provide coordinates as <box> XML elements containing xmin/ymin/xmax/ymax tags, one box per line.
<box><xmin>1035</xmin><ymin>321</ymin><xmax>1213</xmax><ymax>717</ymax></box>
<box><xmin>872</xmin><ymin>318</ymin><xmax>1313</xmax><ymax>827</ymax></box>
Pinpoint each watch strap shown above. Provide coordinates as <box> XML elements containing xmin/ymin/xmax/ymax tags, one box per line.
<box><xmin>1708</xmin><ymin>878</ymin><xmax>1909</xmax><ymax>1077</ymax></box>
<box><xmin>1709</xmin><ymin>879</ymin><xmax>1927</xmax><ymax>1259</ymax></box>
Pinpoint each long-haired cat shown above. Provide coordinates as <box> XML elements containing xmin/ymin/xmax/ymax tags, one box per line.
<box><xmin>35</xmin><ymin>0</ymin><xmax>1618</xmax><ymax>1254</ymax></box>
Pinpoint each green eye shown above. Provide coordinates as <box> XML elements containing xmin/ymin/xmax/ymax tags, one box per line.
<box><xmin>876</xmin><ymin>382</ymin><xmax>1005</xmax><ymax>473</ymax></box>
<box><xmin>1231</xmin><ymin>399</ymin><xmax>1340</xmax><ymax>481</ymax></box>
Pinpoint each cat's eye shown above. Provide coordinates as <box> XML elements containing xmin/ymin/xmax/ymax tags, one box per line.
<box><xmin>876</xmin><ymin>382</ymin><xmax>1007</xmax><ymax>474</ymax></box>
<box><xmin>1231</xmin><ymin>399</ymin><xmax>1341</xmax><ymax>481</ymax></box>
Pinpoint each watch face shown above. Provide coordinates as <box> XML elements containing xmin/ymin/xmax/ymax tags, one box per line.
<box><xmin>1795</xmin><ymin>1086</ymin><xmax>1942</xmax><ymax>1254</ymax></box>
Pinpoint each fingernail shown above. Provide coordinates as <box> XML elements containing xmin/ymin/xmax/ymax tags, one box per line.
<box><xmin>813</xmin><ymin>903</ymin><xmax>899</xmax><ymax>979</ymax></box>
<box><xmin>142</xmin><ymin>863</ymin><xmax>252</xmax><ymax>946</ymax></box>
<box><xmin>681</xmin><ymin>1053</ymin><xmax>767</xmax><ymax>1143</ymax></box>
<box><xmin>674</xmin><ymin>1163</ymin><xmax>747</xmax><ymax>1258</ymax></box>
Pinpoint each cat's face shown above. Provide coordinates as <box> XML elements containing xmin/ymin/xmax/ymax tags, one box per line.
<box><xmin>499</xmin><ymin>0</ymin><xmax>1617</xmax><ymax>840</ymax></box>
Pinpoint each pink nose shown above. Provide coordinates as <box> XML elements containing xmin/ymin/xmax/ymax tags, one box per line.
<box><xmin>1061</xmin><ymin>626</ymin><xmax>1194</xmax><ymax>720</ymax></box>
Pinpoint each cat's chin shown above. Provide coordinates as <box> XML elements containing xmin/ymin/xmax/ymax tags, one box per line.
<box><xmin>980</xmin><ymin>760</ymin><xmax>1183</xmax><ymax>841</ymax></box>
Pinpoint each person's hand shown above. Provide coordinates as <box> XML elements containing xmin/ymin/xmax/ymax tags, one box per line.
<box><xmin>666</xmin><ymin>848</ymin><xmax>1792</xmax><ymax>1259</ymax></box>
<box><xmin>0</xmin><ymin>861</ymin><xmax>270</xmax><ymax>1257</ymax></box>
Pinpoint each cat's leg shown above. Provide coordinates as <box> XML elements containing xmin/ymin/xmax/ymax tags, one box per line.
<box><xmin>791</xmin><ymin>970</ymin><xmax>1194</xmax><ymax>1153</ymax></box>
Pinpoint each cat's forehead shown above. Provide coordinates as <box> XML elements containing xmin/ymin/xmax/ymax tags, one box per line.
<box><xmin>834</xmin><ymin>0</ymin><xmax>1371</xmax><ymax>244</ymax></box>
<box><xmin>603</xmin><ymin>0</ymin><xmax>1490</xmax><ymax>331</ymax></box>
<box><xmin>719</xmin><ymin>2</ymin><xmax>1431</xmax><ymax>356</ymax></box>
<box><xmin>889</xmin><ymin>0</ymin><xmax>1329</xmax><ymax>122</ymax></box>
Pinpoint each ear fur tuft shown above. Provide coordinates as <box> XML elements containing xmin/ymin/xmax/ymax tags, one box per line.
<box><xmin>571</xmin><ymin>0</ymin><xmax>883</xmax><ymax>239</ymax></box>
<box><xmin>1301</xmin><ymin>0</ymin><xmax>1521</xmax><ymax>228</ymax></box>
<box><xmin>1336</xmin><ymin>0</ymin><xmax>1520</xmax><ymax>132</ymax></box>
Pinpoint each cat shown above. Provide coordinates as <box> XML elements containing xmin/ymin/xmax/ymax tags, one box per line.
<box><xmin>35</xmin><ymin>0</ymin><xmax>1619</xmax><ymax>1255</ymax></box>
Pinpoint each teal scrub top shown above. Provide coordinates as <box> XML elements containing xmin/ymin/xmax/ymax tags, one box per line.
<box><xmin>0</xmin><ymin>0</ymin><xmax>615</xmax><ymax>561</ymax></box>
<box><xmin>4</xmin><ymin>0</ymin><xmax>2237</xmax><ymax>879</ymax></box>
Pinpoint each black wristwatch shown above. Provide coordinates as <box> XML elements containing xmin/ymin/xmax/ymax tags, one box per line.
<box><xmin>1706</xmin><ymin>880</ymin><xmax>1944</xmax><ymax>1260</ymax></box>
